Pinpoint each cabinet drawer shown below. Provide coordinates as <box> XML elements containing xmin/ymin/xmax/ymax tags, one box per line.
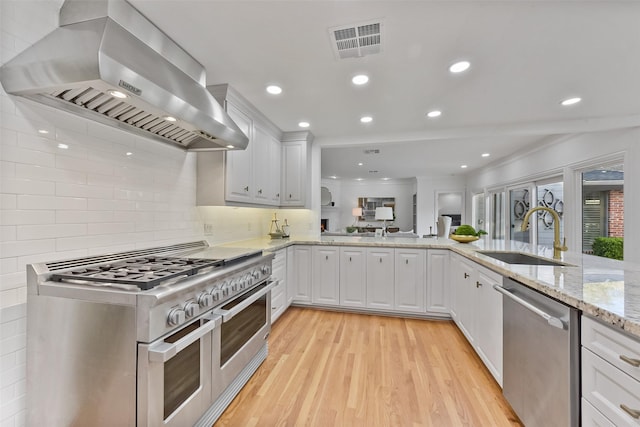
<box><xmin>582</xmin><ymin>397</ymin><xmax>616</xmax><ymax>427</ymax></box>
<box><xmin>271</xmin><ymin>288</ymin><xmax>286</xmax><ymax>312</ymax></box>
<box><xmin>582</xmin><ymin>348</ymin><xmax>640</xmax><ymax>426</ymax></box>
<box><xmin>582</xmin><ymin>316</ymin><xmax>640</xmax><ymax>382</ymax></box>
<box><xmin>272</xmin><ymin>249</ymin><xmax>286</xmax><ymax>265</ymax></box>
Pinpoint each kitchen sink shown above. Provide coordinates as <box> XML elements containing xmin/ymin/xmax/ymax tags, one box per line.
<box><xmin>478</xmin><ymin>251</ymin><xmax>572</xmax><ymax>267</ymax></box>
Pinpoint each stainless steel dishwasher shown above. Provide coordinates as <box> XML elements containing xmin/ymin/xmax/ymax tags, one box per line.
<box><xmin>494</xmin><ymin>278</ymin><xmax>580</xmax><ymax>427</ymax></box>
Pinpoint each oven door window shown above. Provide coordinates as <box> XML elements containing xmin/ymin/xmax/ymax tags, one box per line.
<box><xmin>220</xmin><ymin>286</ymin><xmax>267</xmax><ymax>366</ymax></box>
<box><xmin>163</xmin><ymin>322</ymin><xmax>201</xmax><ymax>420</ymax></box>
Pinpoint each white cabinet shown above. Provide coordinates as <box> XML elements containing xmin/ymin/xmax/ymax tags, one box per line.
<box><xmin>197</xmin><ymin>84</ymin><xmax>283</xmax><ymax>207</ymax></box>
<box><xmin>339</xmin><ymin>247</ymin><xmax>367</xmax><ymax>308</ymax></box>
<box><xmin>426</xmin><ymin>250</ymin><xmax>450</xmax><ymax>315</ymax></box>
<box><xmin>450</xmin><ymin>253</ymin><xmax>477</xmax><ymax>344</ymax></box>
<box><xmin>280</xmin><ymin>132</ymin><xmax>312</xmax><ymax>207</ymax></box>
<box><xmin>291</xmin><ymin>245</ymin><xmax>312</xmax><ymax>304</ymax></box>
<box><xmin>449</xmin><ymin>252</ymin><xmax>503</xmax><ymax>385</ymax></box>
<box><xmin>270</xmin><ymin>249</ymin><xmax>287</xmax><ymax>323</ymax></box>
<box><xmin>286</xmin><ymin>246</ymin><xmax>295</xmax><ymax>305</ymax></box>
<box><xmin>474</xmin><ymin>268</ymin><xmax>503</xmax><ymax>386</ymax></box>
<box><xmin>312</xmin><ymin>246</ymin><xmax>340</xmax><ymax>306</ymax></box>
<box><xmin>581</xmin><ymin>316</ymin><xmax>640</xmax><ymax>426</ymax></box>
<box><xmin>394</xmin><ymin>249</ymin><xmax>426</xmax><ymax>313</ymax></box>
<box><xmin>366</xmin><ymin>248</ymin><xmax>395</xmax><ymax>310</ymax></box>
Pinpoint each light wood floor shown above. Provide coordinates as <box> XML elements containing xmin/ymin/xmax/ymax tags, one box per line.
<box><xmin>214</xmin><ymin>307</ymin><xmax>522</xmax><ymax>426</ymax></box>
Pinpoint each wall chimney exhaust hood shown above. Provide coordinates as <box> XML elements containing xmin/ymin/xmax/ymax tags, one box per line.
<box><xmin>0</xmin><ymin>0</ymin><xmax>248</xmax><ymax>151</ymax></box>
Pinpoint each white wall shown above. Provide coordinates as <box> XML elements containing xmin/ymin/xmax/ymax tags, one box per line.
<box><xmin>415</xmin><ymin>175</ymin><xmax>467</xmax><ymax>236</ymax></box>
<box><xmin>466</xmin><ymin>128</ymin><xmax>640</xmax><ymax>262</ymax></box>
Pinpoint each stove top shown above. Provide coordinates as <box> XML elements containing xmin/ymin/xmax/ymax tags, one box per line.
<box><xmin>51</xmin><ymin>256</ymin><xmax>223</xmax><ymax>290</ymax></box>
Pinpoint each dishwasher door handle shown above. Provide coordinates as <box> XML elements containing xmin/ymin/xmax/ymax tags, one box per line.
<box><xmin>493</xmin><ymin>284</ymin><xmax>565</xmax><ymax>329</ymax></box>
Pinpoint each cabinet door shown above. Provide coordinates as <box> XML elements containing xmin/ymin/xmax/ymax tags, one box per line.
<box><xmin>475</xmin><ymin>269</ymin><xmax>503</xmax><ymax>386</ymax></box>
<box><xmin>426</xmin><ymin>250</ymin><xmax>450</xmax><ymax>315</ymax></box>
<box><xmin>451</xmin><ymin>256</ymin><xmax>476</xmax><ymax>344</ymax></box>
<box><xmin>312</xmin><ymin>246</ymin><xmax>340</xmax><ymax>305</ymax></box>
<box><xmin>224</xmin><ymin>102</ymin><xmax>253</xmax><ymax>203</ymax></box>
<box><xmin>291</xmin><ymin>246</ymin><xmax>312</xmax><ymax>304</ymax></box>
<box><xmin>270</xmin><ymin>249</ymin><xmax>287</xmax><ymax>323</ymax></box>
<box><xmin>339</xmin><ymin>247</ymin><xmax>367</xmax><ymax>308</ymax></box>
<box><xmin>269</xmin><ymin>136</ymin><xmax>281</xmax><ymax>204</ymax></box>
<box><xmin>286</xmin><ymin>246</ymin><xmax>295</xmax><ymax>304</ymax></box>
<box><xmin>252</xmin><ymin>125</ymin><xmax>271</xmax><ymax>204</ymax></box>
<box><xmin>281</xmin><ymin>141</ymin><xmax>306</xmax><ymax>206</ymax></box>
<box><xmin>394</xmin><ymin>249</ymin><xmax>426</xmax><ymax>313</ymax></box>
<box><xmin>366</xmin><ymin>248</ymin><xmax>394</xmax><ymax>310</ymax></box>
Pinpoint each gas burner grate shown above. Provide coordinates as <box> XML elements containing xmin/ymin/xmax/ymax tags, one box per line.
<box><xmin>51</xmin><ymin>257</ymin><xmax>223</xmax><ymax>290</ymax></box>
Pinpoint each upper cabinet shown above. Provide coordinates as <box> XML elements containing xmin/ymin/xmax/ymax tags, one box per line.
<box><xmin>196</xmin><ymin>84</ymin><xmax>309</xmax><ymax>207</ymax></box>
<box><xmin>280</xmin><ymin>132</ymin><xmax>312</xmax><ymax>207</ymax></box>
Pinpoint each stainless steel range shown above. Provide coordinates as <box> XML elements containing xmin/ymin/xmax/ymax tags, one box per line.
<box><xmin>26</xmin><ymin>241</ymin><xmax>274</xmax><ymax>427</ymax></box>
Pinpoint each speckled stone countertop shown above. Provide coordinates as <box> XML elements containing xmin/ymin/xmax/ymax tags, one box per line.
<box><xmin>216</xmin><ymin>234</ymin><xmax>640</xmax><ymax>339</ymax></box>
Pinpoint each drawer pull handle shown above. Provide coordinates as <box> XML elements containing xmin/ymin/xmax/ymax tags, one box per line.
<box><xmin>620</xmin><ymin>404</ymin><xmax>640</xmax><ymax>419</ymax></box>
<box><xmin>464</xmin><ymin>272</ymin><xmax>470</xmax><ymax>278</ymax></box>
<box><xmin>476</xmin><ymin>281</ymin><xmax>482</xmax><ymax>288</ymax></box>
<box><xmin>620</xmin><ymin>355</ymin><xmax>640</xmax><ymax>367</ymax></box>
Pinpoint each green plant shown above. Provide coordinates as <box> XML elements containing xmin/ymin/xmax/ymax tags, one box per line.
<box><xmin>454</xmin><ymin>225</ymin><xmax>487</xmax><ymax>236</ymax></box>
<box><xmin>346</xmin><ymin>226</ymin><xmax>357</xmax><ymax>233</ymax></box>
<box><xmin>592</xmin><ymin>237</ymin><xmax>623</xmax><ymax>260</ymax></box>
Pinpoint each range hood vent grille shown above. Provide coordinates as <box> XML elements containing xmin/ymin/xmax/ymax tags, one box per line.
<box><xmin>49</xmin><ymin>87</ymin><xmax>203</xmax><ymax>146</ymax></box>
<box><xmin>330</xmin><ymin>21</ymin><xmax>383</xmax><ymax>60</ymax></box>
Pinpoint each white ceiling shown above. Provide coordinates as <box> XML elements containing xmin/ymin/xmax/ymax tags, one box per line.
<box><xmin>130</xmin><ymin>0</ymin><xmax>640</xmax><ymax>179</ymax></box>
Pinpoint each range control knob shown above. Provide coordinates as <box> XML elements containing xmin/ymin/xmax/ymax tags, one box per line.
<box><xmin>184</xmin><ymin>301</ymin><xmax>200</xmax><ymax>318</ymax></box>
<box><xmin>252</xmin><ymin>270</ymin><xmax>260</xmax><ymax>280</ymax></box>
<box><xmin>261</xmin><ymin>265</ymin><xmax>271</xmax><ymax>275</ymax></box>
<box><xmin>211</xmin><ymin>288</ymin><xmax>221</xmax><ymax>301</ymax></box>
<box><xmin>167</xmin><ymin>308</ymin><xmax>186</xmax><ymax>326</ymax></box>
<box><xmin>231</xmin><ymin>279</ymin><xmax>239</xmax><ymax>292</ymax></box>
<box><xmin>197</xmin><ymin>292</ymin><xmax>213</xmax><ymax>308</ymax></box>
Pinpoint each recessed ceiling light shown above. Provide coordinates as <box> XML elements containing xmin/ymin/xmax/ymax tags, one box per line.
<box><xmin>298</xmin><ymin>121</ymin><xmax>310</xmax><ymax>128</ymax></box>
<box><xmin>449</xmin><ymin>61</ymin><xmax>470</xmax><ymax>73</ymax></box>
<box><xmin>460</xmin><ymin>164</ymin><xmax>468</xmax><ymax>169</ymax></box>
<box><xmin>57</xmin><ymin>143</ymin><xmax>69</xmax><ymax>149</ymax></box>
<box><xmin>266</xmin><ymin>85</ymin><xmax>282</xmax><ymax>95</ymax></box>
<box><xmin>561</xmin><ymin>97</ymin><xmax>581</xmax><ymax>106</ymax></box>
<box><xmin>108</xmin><ymin>90</ymin><xmax>127</xmax><ymax>99</ymax></box>
<box><xmin>481</xmin><ymin>153</ymin><xmax>490</xmax><ymax>158</ymax></box>
<box><xmin>426</xmin><ymin>110</ymin><xmax>442</xmax><ymax>118</ymax></box>
<box><xmin>126</xmin><ymin>152</ymin><xmax>133</xmax><ymax>156</ymax></box>
<box><xmin>330</xmin><ymin>176</ymin><xmax>337</xmax><ymax>179</ymax></box>
<box><xmin>360</xmin><ymin>116</ymin><xmax>373</xmax><ymax>123</ymax></box>
<box><xmin>163</xmin><ymin>116</ymin><xmax>177</xmax><ymax>122</ymax></box>
<box><xmin>382</xmin><ymin>177</ymin><xmax>391</xmax><ymax>181</ymax></box>
<box><xmin>352</xmin><ymin>74</ymin><xmax>369</xmax><ymax>85</ymax></box>
<box><xmin>356</xmin><ymin>178</ymin><xmax>363</xmax><ymax>181</ymax></box>
<box><xmin>38</xmin><ymin>129</ymin><xmax>49</xmax><ymax>134</ymax></box>
<box><xmin>357</xmin><ymin>162</ymin><xmax>364</xmax><ymax>166</ymax></box>
<box><xmin>226</xmin><ymin>145</ymin><xmax>234</xmax><ymax>149</ymax></box>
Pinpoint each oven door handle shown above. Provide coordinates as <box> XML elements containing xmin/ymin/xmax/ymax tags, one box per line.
<box><xmin>214</xmin><ymin>280</ymin><xmax>275</xmax><ymax>322</ymax></box>
<box><xmin>147</xmin><ymin>314</ymin><xmax>222</xmax><ymax>363</ymax></box>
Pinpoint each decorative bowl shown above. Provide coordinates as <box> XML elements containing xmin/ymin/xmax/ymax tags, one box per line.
<box><xmin>449</xmin><ymin>234</ymin><xmax>480</xmax><ymax>243</ymax></box>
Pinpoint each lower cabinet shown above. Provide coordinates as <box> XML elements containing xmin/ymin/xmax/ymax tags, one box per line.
<box><xmin>581</xmin><ymin>316</ymin><xmax>640</xmax><ymax>426</ymax></box>
<box><xmin>339</xmin><ymin>247</ymin><xmax>367</xmax><ymax>308</ymax></box>
<box><xmin>426</xmin><ymin>249</ymin><xmax>450</xmax><ymax>315</ymax></box>
<box><xmin>291</xmin><ymin>245</ymin><xmax>312</xmax><ymax>304</ymax></box>
<box><xmin>312</xmin><ymin>246</ymin><xmax>340</xmax><ymax>306</ymax></box>
<box><xmin>449</xmin><ymin>252</ymin><xmax>503</xmax><ymax>386</ymax></box>
<box><xmin>270</xmin><ymin>248</ymin><xmax>288</xmax><ymax>323</ymax></box>
<box><xmin>394</xmin><ymin>249</ymin><xmax>426</xmax><ymax>313</ymax></box>
<box><xmin>366</xmin><ymin>248</ymin><xmax>395</xmax><ymax>310</ymax></box>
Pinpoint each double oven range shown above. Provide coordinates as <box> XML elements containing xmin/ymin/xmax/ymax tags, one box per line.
<box><xmin>26</xmin><ymin>241</ymin><xmax>274</xmax><ymax>426</ymax></box>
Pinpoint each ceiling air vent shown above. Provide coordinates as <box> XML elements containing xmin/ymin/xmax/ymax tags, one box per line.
<box><xmin>329</xmin><ymin>21</ymin><xmax>383</xmax><ymax>60</ymax></box>
<box><xmin>363</xmin><ymin>149</ymin><xmax>380</xmax><ymax>154</ymax></box>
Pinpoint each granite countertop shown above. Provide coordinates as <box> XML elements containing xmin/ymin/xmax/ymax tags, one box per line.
<box><xmin>215</xmin><ymin>234</ymin><xmax>640</xmax><ymax>339</ymax></box>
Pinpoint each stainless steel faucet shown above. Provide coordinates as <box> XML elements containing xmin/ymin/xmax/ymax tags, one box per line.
<box><xmin>521</xmin><ymin>206</ymin><xmax>568</xmax><ymax>259</ymax></box>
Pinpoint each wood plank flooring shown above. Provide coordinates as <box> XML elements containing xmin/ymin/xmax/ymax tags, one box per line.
<box><xmin>214</xmin><ymin>307</ymin><xmax>522</xmax><ymax>426</ymax></box>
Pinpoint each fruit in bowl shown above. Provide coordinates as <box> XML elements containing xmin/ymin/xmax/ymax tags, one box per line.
<box><xmin>449</xmin><ymin>225</ymin><xmax>487</xmax><ymax>243</ymax></box>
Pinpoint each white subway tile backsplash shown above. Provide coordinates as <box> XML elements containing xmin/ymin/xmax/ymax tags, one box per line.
<box><xmin>0</xmin><ymin>145</ymin><xmax>55</xmax><ymax>167</ymax></box>
<box><xmin>16</xmin><ymin>224</ymin><xmax>86</xmax><ymax>240</ymax></box>
<box><xmin>0</xmin><ymin>226</ymin><xmax>16</xmax><ymax>241</ymax></box>
<box><xmin>1</xmin><ymin>161</ymin><xmax>16</xmax><ymax>177</ymax></box>
<box><xmin>55</xmin><ymin>154</ymin><xmax>113</xmax><ymax>176</ymax></box>
<box><xmin>0</xmin><ymin>210</ymin><xmax>55</xmax><ymax>225</ymax></box>
<box><xmin>1</xmin><ymin>178</ymin><xmax>55</xmax><ymax>196</ymax></box>
<box><xmin>16</xmin><ymin>195</ymin><xmax>57</xmax><ymax>210</ymax></box>
<box><xmin>86</xmin><ymin>211</ymin><xmax>115</xmax><ymax>223</ymax></box>
<box><xmin>0</xmin><ymin>239</ymin><xmax>55</xmax><ymax>258</ymax></box>
<box><xmin>0</xmin><ymin>259</ymin><xmax>18</xmax><ymax>275</ymax></box>
<box><xmin>87</xmin><ymin>222</ymin><xmax>134</xmax><ymax>236</ymax></box>
<box><xmin>0</xmin><ymin>195</ymin><xmax>17</xmax><ymax>210</ymax></box>
<box><xmin>0</xmin><ymin>272</ymin><xmax>25</xmax><ymax>292</ymax></box>
<box><xmin>87</xmin><ymin>198</ymin><xmax>135</xmax><ymax>211</ymax></box>
<box><xmin>15</xmin><ymin>163</ymin><xmax>86</xmax><ymax>184</ymax></box>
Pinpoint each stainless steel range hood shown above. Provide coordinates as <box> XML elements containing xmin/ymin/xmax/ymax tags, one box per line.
<box><xmin>0</xmin><ymin>0</ymin><xmax>248</xmax><ymax>151</ymax></box>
